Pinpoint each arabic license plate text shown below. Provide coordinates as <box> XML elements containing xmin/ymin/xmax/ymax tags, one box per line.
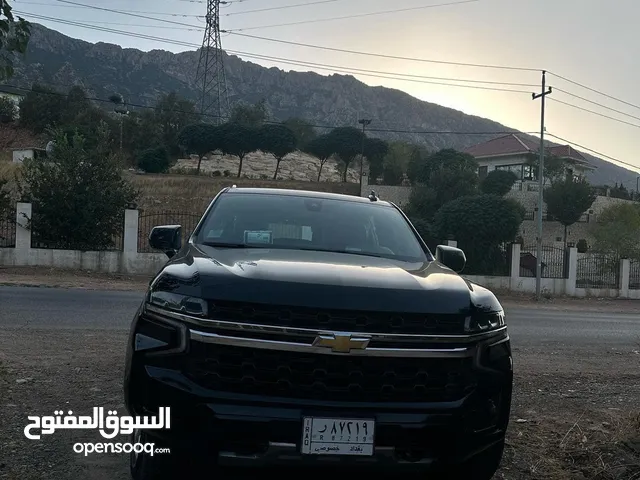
<box><xmin>300</xmin><ymin>417</ymin><xmax>375</xmax><ymax>456</ymax></box>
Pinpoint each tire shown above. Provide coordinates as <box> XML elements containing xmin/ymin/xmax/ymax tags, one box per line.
<box><xmin>129</xmin><ymin>429</ymin><xmax>180</xmax><ymax>480</ymax></box>
<box><xmin>448</xmin><ymin>439</ymin><xmax>505</xmax><ymax>480</ymax></box>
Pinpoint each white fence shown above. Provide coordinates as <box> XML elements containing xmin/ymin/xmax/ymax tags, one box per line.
<box><xmin>0</xmin><ymin>202</ymin><xmax>167</xmax><ymax>275</ymax></box>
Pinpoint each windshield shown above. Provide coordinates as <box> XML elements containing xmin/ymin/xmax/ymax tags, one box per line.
<box><xmin>194</xmin><ymin>193</ymin><xmax>429</xmax><ymax>263</ymax></box>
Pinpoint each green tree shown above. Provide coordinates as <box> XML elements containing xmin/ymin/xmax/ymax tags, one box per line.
<box><xmin>229</xmin><ymin>99</ymin><xmax>267</xmax><ymax>127</ymax></box>
<box><xmin>123</xmin><ymin>110</ymin><xmax>161</xmax><ymax>156</ymax></box>
<box><xmin>544</xmin><ymin>178</ymin><xmax>596</xmax><ymax>245</ymax></box>
<box><xmin>590</xmin><ymin>203</ymin><xmax>640</xmax><ymax>259</ymax></box>
<box><xmin>406</xmin><ymin>145</ymin><xmax>430</xmax><ymax>184</ymax></box>
<box><xmin>0</xmin><ymin>177</ymin><xmax>10</xmax><ymax>220</ymax></box>
<box><xmin>0</xmin><ymin>1</ymin><xmax>30</xmax><ymax>81</ymax></box>
<box><xmin>283</xmin><ymin>117</ymin><xmax>317</xmax><ymax>149</ymax></box>
<box><xmin>325</xmin><ymin>126</ymin><xmax>365</xmax><ymax>182</ymax></box>
<box><xmin>258</xmin><ymin>124</ymin><xmax>297</xmax><ymax>180</ymax></box>
<box><xmin>0</xmin><ymin>96</ymin><xmax>17</xmax><ymax>122</ymax></box>
<box><xmin>381</xmin><ymin>141</ymin><xmax>411</xmax><ymax>185</ymax></box>
<box><xmin>406</xmin><ymin>148</ymin><xmax>479</xmax><ymax>221</ymax></box>
<box><xmin>433</xmin><ymin>194</ymin><xmax>525</xmax><ymax>274</ymax></box>
<box><xmin>19</xmin><ymin>84</ymin><xmax>66</xmax><ymax>133</ymax></box>
<box><xmin>303</xmin><ymin>134</ymin><xmax>334</xmax><ymax>182</ymax></box>
<box><xmin>218</xmin><ymin>122</ymin><xmax>259</xmax><ymax>178</ymax></box>
<box><xmin>526</xmin><ymin>153</ymin><xmax>566</xmax><ymax>186</ymax></box>
<box><xmin>18</xmin><ymin>126</ymin><xmax>137</xmax><ymax>250</ymax></box>
<box><xmin>481</xmin><ymin>170</ymin><xmax>518</xmax><ymax>196</ymax></box>
<box><xmin>137</xmin><ymin>146</ymin><xmax>171</xmax><ymax>174</ymax></box>
<box><xmin>363</xmin><ymin>137</ymin><xmax>389</xmax><ymax>183</ymax></box>
<box><xmin>177</xmin><ymin>123</ymin><xmax>220</xmax><ymax>174</ymax></box>
<box><xmin>155</xmin><ymin>92</ymin><xmax>198</xmax><ymax>157</ymax></box>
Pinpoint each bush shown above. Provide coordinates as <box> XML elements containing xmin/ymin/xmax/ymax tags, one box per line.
<box><xmin>223</xmin><ymin>170</ymin><xmax>231</xmax><ymax>177</ymax></box>
<box><xmin>212</xmin><ymin>170</ymin><xmax>222</xmax><ymax>177</ymax></box>
<box><xmin>481</xmin><ymin>170</ymin><xmax>518</xmax><ymax>196</ymax></box>
<box><xmin>137</xmin><ymin>146</ymin><xmax>171</xmax><ymax>173</ymax></box>
<box><xmin>576</xmin><ymin>238</ymin><xmax>589</xmax><ymax>253</ymax></box>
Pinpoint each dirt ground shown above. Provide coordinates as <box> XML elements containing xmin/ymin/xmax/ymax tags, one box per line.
<box><xmin>0</xmin><ymin>327</ymin><xmax>638</xmax><ymax>480</ymax></box>
<box><xmin>2</xmin><ymin>266</ymin><xmax>640</xmax><ymax>314</ymax></box>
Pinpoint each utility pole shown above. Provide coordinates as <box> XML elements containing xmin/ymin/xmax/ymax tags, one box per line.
<box><xmin>358</xmin><ymin>118</ymin><xmax>372</xmax><ymax>190</ymax></box>
<box><xmin>195</xmin><ymin>0</ymin><xmax>230</xmax><ymax>124</ymax></box>
<box><xmin>532</xmin><ymin>70</ymin><xmax>552</xmax><ymax>300</ymax></box>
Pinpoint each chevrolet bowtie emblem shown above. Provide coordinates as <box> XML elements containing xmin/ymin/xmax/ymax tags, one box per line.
<box><xmin>312</xmin><ymin>333</ymin><xmax>371</xmax><ymax>353</ymax></box>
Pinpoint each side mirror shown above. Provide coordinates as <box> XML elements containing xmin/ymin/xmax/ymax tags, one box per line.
<box><xmin>435</xmin><ymin>245</ymin><xmax>466</xmax><ymax>273</ymax></box>
<box><xmin>149</xmin><ymin>225</ymin><xmax>182</xmax><ymax>258</ymax></box>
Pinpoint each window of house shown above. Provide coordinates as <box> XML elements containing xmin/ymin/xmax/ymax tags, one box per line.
<box><xmin>522</xmin><ymin>164</ymin><xmax>537</xmax><ymax>181</ymax></box>
<box><xmin>495</xmin><ymin>164</ymin><xmax>523</xmax><ymax>180</ymax></box>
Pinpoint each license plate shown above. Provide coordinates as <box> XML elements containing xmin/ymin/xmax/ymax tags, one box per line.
<box><xmin>300</xmin><ymin>417</ymin><xmax>375</xmax><ymax>456</ymax></box>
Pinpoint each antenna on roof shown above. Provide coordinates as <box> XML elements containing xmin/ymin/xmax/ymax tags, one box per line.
<box><xmin>368</xmin><ymin>190</ymin><xmax>378</xmax><ymax>202</ymax></box>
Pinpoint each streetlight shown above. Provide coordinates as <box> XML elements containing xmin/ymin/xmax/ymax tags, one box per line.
<box><xmin>358</xmin><ymin>118</ymin><xmax>372</xmax><ymax>190</ymax></box>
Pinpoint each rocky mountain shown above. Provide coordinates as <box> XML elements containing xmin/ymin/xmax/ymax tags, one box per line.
<box><xmin>4</xmin><ymin>24</ymin><xmax>639</xmax><ymax>188</ymax></box>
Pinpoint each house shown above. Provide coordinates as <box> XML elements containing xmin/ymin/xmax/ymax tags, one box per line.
<box><xmin>464</xmin><ymin>134</ymin><xmax>595</xmax><ymax>191</ymax></box>
<box><xmin>12</xmin><ymin>147</ymin><xmax>46</xmax><ymax>163</ymax></box>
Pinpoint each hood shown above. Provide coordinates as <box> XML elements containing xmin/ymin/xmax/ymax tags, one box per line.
<box><xmin>149</xmin><ymin>245</ymin><xmax>502</xmax><ymax>316</ymax></box>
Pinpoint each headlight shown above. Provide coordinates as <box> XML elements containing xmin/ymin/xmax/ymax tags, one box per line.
<box><xmin>148</xmin><ymin>291</ymin><xmax>208</xmax><ymax>317</ymax></box>
<box><xmin>464</xmin><ymin>311</ymin><xmax>505</xmax><ymax>333</ymax></box>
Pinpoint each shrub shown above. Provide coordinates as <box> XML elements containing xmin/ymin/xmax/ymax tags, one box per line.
<box><xmin>137</xmin><ymin>146</ymin><xmax>171</xmax><ymax>173</ymax></box>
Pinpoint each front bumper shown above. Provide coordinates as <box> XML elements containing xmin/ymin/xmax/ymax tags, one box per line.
<box><xmin>123</xmin><ymin>308</ymin><xmax>513</xmax><ymax>470</ymax></box>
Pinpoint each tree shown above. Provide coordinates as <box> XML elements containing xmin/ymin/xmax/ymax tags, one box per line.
<box><xmin>229</xmin><ymin>99</ymin><xmax>267</xmax><ymax>127</ymax></box>
<box><xmin>218</xmin><ymin>122</ymin><xmax>259</xmax><ymax>178</ymax></box>
<box><xmin>177</xmin><ymin>123</ymin><xmax>220</xmax><ymax>174</ymax></box>
<box><xmin>433</xmin><ymin>194</ymin><xmax>525</xmax><ymax>274</ymax></box>
<box><xmin>155</xmin><ymin>92</ymin><xmax>198</xmax><ymax>157</ymax></box>
<box><xmin>526</xmin><ymin>153</ymin><xmax>566</xmax><ymax>186</ymax></box>
<box><xmin>381</xmin><ymin>141</ymin><xmax>411</xmax><ymax>185</ymax></box>
<box><xmin>137</xmin><ymin>146</ymin><xmax>171</xmax><ymax>174</ymax></box>
<box><xmin>406</xmin><ymin>149</ymin><xmax>479</xmax><ymax>221</ymax></box>
<box><xmin>0</xmin><ymin>1</ymin><xmax>31</xmax><ymax>81</ymax></box>
<box><xmin>590</xmin><ymin>203</ymin><xmax>640</xmax><ymax>260</ymax></box>
<box><xmin>0</xmin><ymin>177</ymin><xmax>11</xmax><ymax>220</ymax></box>
<box><xmin>258</xmin><ymin>124</ymin><xmax>297</xmax><ymax>180</ymax></box>
<box><xmin>0</xmin><ymin>96</ymin><xmax>17</xmax><ymax>122</ymax></box>
<box><xmin>122</xmin><ymin>110</ymin><xmax>162</xmax><ymax>158</ymax></box>
<box><xmin>283</xmin><ymin>117</ymin><xmax>317</xmax><ymax>149</ymax></box>
<box><xmin>18</xmin><ymin>125</ymin><xmax>137</xmax><ymax>251</ymax></box>
<box><xmin>363</xmin><ymin>138</ymin><xmax>389</xmax><ymax>183</ymax></box>
<box><xmin>325</xmin><ymin>126</ymin><xmax>365</xmax><ymax>182</ymax></box>
<box><xmin>19</xmin><ymin>84</ymin><xmax>66</xmax><ymax>133</ymax></box>
<box><xmin>406</xmin><ymin>145</ymin><xmax>430</xmax><ymax>184</ymax></box>
<box><xmin>544</xmin><ymin>178</ymin><xmax>596</xmax><ymax>245</ymax></box>
<box><xmin>303</xmin><ymin>134</ymin><xmax>334</xmax><ymax>182</ymax></box>
<box><xmin>481</xmin><ymin>170</ymin><xmax>518</xmax><ymax>196</ymax></box>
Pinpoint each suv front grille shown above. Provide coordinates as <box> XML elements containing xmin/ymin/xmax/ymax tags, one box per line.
<box><xmin>208</xmin><ymin>301</ymin><xmax>465</xmax><ymax>335</ymax></box>
<box><xmin>185</xmin><ymin>343</ymin><xmax>476</xmax><ymax>403</ymax></box>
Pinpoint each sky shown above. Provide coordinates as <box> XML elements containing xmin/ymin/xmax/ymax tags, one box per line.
<box><xmin>10</xmin><ymin>0</ymin><xmax>640</xmax><ymax>176</ymax></box>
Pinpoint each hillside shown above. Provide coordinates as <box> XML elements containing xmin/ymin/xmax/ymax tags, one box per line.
<box><xmin>4</xmin><ymin>24</ymin><xmax>639</xmax><ymax>188</ymax></box>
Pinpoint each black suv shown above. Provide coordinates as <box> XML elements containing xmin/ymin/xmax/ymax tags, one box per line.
<box><xmin>124</xmin><ymin>187</ymin><xmax>512</xmax><ymax>479</ymax></box>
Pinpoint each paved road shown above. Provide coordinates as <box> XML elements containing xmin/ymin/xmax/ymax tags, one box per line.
<box><xmin>0</xmin><ymin>286</ymin><xmax>638</xmax><ymax>348</ymax></box>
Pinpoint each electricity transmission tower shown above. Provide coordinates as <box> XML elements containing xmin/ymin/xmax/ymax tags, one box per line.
<box><xmin>195</xmin><ymin>0</ymin><xmax>230</xmax><ymax>124</ymax></box>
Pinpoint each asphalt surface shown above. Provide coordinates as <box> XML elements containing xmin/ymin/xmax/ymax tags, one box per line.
<box><xmin>0</xmin><ymin>286</ymin><xmax>638</xmax><ymax>348</ymax></box>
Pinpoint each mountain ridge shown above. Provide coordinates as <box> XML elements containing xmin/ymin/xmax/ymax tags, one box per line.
<box><xmin>4</xmin><ymin>23</ymin><xmax>639</xmax><ymax>188</ymax></box>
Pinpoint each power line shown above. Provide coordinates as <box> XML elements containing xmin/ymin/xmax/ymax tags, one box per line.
<box><xmin>2</xmin><ymin>82</ymin><xmax>538</xmax><ymax>136</ymax></box>
<box><xmin>226</xmin><ymin>0</ymin><xmax>480</xmax><ymax>32</ymax></box>
<box><xmin>225</xmin><ymin>31</ymin><xmax>541</xmax><ymax>72</ymax></box>
<box><xmin>546</xmin><ymin>132</ymin><xmax>640</xmax><ymax>174</ymax></box>
<box><xmin>548</xmin><ymin>98</ymin><xmax>640</xmax><ymax>130</ymax></box>
<box><xmin>225</xmin><ymin>0</ymin><xmax>343</xmax><ymax>16</ymax></box>
<box><xmin>16</xmin><ymin>13</ymin><xmax>538</xmax><ymax>94</ymax></box>
<box><xmin>229</xmin><ymin>51</ymin><xmax>533</xmax><ymax>93</ymax></box>
<box><xmin>552</xmin><ymin>86</ymin><xmax>640</xmax><ymax>123</ymax></box>
<box><xmin>13</xmin><ymin>1</ymin><xmax>205</xmax><ymax>17</ymax></box>
<box><xmin>548</xmin><ymin>71</ymin><xmax>640</xmax><ymax>112</ymax></box>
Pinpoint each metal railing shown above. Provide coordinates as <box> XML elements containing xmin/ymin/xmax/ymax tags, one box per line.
<box><xmin>0</xmin><ymin>217</ymin><xmax>15</xmax><ymax>248</ymax></box>
<box><xmin>519</xmin><ymin>244</ymin><xmax>568</xmax><ymax>279</ymax></box>
<box><xmin>629</xmin><ymin>260</ymin><xmax>640</xmax><ymax>290</ymax></box>
<box><xmin>576</xmin><ymin>254</ymin><xmax>620</xmax><ymax>289</ymax></box>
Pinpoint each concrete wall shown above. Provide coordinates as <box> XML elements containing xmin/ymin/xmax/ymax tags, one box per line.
<box><xmin>0</xmin><ymin>203</ymin><xmax>167</xmax><ymax>275</ymax></box>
